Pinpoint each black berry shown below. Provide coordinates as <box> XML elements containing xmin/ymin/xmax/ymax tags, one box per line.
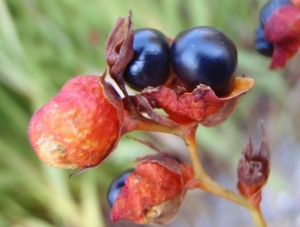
<box><xmin>123</xmin><ymin>28</ymin><xmax>170</xmax><ymax>91</ymax></box>
<box><xmin>260</xmin><ymin>0</ymin><xmax>292</xmax><ymax>26</ymax></box>
<box><xmin>170</xmin><ymin>26</ymin><xmax>237</xmax><ymax>97</ymax></box>
<box><xmin>107</xmin><ymin>169</ymin><xmax>135</xmax><ymax>208</ymax></box>
<box><xmin>254</xmin><ymin>26</ymin><xmax>274</xmax><ymax>57</ymax></box>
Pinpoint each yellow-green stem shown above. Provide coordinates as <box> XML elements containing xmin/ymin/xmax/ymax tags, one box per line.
<box><xmin>183</xmin><ymin>124</ymin><xmax>267</xmax><ymax>227</ymax></box>
<box><xmin>124</xmin><ymin>111</ymin><xmax>267</xmax><ymax>227</ymax></box>
<box><xmin>248</xmin><ymin>206</ymin><xmax>267</xmax><ymax>227</ymax></box>
<box><xmin>183</xmin><ymin>124</ymin><xmax>208</xmax><ymax>179</ymax></box>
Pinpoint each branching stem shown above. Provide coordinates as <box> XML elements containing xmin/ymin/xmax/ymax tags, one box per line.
<box><xmin>183</xmin><ymin>124</ymin><xmax>267</xmax><ymax>227</ymax></box>
<box><xmin>125</xmin><ymin>109</ymin><xmax>267</xmax><ymax>227</ymax></box>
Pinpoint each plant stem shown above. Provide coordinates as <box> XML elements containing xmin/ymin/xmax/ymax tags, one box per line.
<box><xmin>122</xmin><ymin>111</ymin><xmax>183</xmax><ymax>137</ymax></box>
<box><xmin>247</xmin><ymin>206</ymin><xmax>267</xmax><ymax>227</ymax></box>
<box><xmin>123</xmin><ymin>103</ymin><xmax>268</xmax><ymax>227</ymax></box>
<box><xmin>183</xmin><ymin>124</ymin><xmax>208</xmax><ymax>180</ymax></box>
<box><xmin>183</xmin><ymin>124</ymin><xmax>267</xmax><ymax>227</ymax></box>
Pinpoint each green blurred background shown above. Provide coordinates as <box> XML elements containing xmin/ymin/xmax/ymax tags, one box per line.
<box><xmin>0</xmin><ymin>0</ymin><xmax>299</xmax><ymax>226</ymax></box>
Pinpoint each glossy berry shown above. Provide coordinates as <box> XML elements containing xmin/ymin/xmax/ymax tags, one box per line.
<box><xmin>254</xmin><ymin>26</ymin><xmax>274</xmax><ymax>57</ymax></box>
<box><xmin>123</xmin><ymin>28</ymin><xmax>170</xmax><ymax>91</ymax></box>
<box><xmin>260</xmin><ymin>0</ymin><xmax>292</xmax><ymax>26</ymax></box>
<box><xmin>171</xmin><ymin>26</ymin><xmax>237</xmax><ymax>97</ymax></box>
<box><xmin>107</xmin><ymin>169</ymin><xmax>135</xmax><ymax>208</ymax></box>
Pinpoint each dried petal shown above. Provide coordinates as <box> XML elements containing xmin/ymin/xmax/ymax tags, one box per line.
<box><xmin>136</xmin><ymin>153</ymin><xmax>182</xmax><ymax>176</ymax></box>
<box><xmin>237</xmin><ymin>124</ymin><xmax>270</xmax><ymax>205</ymax></box>
<box><xmin>142</xmin><ymin>77</ymin><xmax>254</xmax><ymax>125</ymax></box>
<box><xmin>105</xmin><ymin>11</ymin><xmax>134</xmax><ymax>77</ymax></box>
<box><xmin>131</xmin><ymin>94</ymin><xmax>179</xmax><ymax>128</ymax></box>
<box><xmin>264</xmin><ymin>5</ymin><xmax>300</xmax><ymax>69</ymax></box>
<box><xmin>110</xmin><ymin>153</ymin><xmax>194</xmax><ymax>224</ymax></box>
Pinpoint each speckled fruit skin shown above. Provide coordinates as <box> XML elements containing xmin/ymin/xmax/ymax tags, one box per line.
<box><xmin>28</xmin><ymin>75</ymin><xmax>121</xmax><ymax>169</ymax></box>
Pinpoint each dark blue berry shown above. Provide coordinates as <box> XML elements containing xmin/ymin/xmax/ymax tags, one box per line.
<box><xmin>260</xmin><ymin>0</ymin><xmax>292</xmax><ymax>26</ymax></box>
<box><xmin>254</xmin><ymin>26</ymin><xmax>274</xmax><ymax>57</ymax></box>
<box><xmin>170</xmin><ymin>26</ymin><xmax>237</xmax><ymax>97</ymax></box>
<box><xmin>107</xmin><ymin>169</ymin><xmax>135</xmax><ymax>208</ymax></box>
<box><xmin>123</xmin><ymin>28</ymin><xmax>170</xmax><ymax>91</ymax></box>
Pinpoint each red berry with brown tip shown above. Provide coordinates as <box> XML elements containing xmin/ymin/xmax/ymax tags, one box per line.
<box><xmin>28</xmin><ymin>75</ymin><xmax>122</xmax><ymax>169</ymax></box>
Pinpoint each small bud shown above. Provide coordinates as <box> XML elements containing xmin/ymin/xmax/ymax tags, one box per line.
<box><xmin>237</xmin><ymin>124</ymin><xmax>270</xmax><ymax>205</ymax></box>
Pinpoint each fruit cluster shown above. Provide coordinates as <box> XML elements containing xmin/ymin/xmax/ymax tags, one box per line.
<box><xmin>255</xmin><ymin>0</ymin><xmax>300</xmax><ymax>69</ymax></box>
<box><xmin>28</xmin><ymin>12</ymin><xmax>270</xmax><ymax>226</ymax></box>
<box><xmin>124</xmin><ymin>26</ymin><xmax>237</xmax><ymax>97</ymax></box>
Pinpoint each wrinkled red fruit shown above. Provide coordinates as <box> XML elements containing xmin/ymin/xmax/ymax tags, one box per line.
<box><xmin>28</xmin><ymin>75</ymin><xmax>122</xmax><ymax>169</ymax></box>
<box><xmin>110</xmin><ymin>153</ymin><xmax>194</xmax><ymax>224</ymax></box>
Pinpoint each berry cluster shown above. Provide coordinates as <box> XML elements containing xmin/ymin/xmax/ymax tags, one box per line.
<box><xmin>124</xmin><ymin>26</ymin><xmax>237</xmax><ymax>97</ymax></box>
<box><xmin>255</xmin><ymin>0</ymin><xmax>300</xmax><ymax>68</ymax></box>
<box><xmin>28</xmin><ymin>12</ymin><xmax>270</xmax><ymax>226</ymax></box>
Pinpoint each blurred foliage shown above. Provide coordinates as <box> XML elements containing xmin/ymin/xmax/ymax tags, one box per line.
<box><xmin>0</xmin><ymin>0</ymin><xmax>299</xmax><ymax>227</ymax></box>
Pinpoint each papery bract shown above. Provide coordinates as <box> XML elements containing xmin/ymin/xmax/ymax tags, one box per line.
<box><xmin>141</xmin><ymin>77</ymin><xmax>254</xmax><ymax>125</ymax></box>
<box><xmin>106</xmin><ymin>12</ymin><xmax>134</xmax><ymax>78</ymax></box>
<box><xmin>264</xmin><ymin>5</ymin><xmax>300</xmax><ymax>69</ymax></box>
<box><xmin>110</xmin><ymin>152</ymin><xmax>194</xmax><ymax>224</ymax></box>
<box><xmin>28</xmin><ymin>75</ymin><xmax>123</xmax><ymax>169</ymax></box>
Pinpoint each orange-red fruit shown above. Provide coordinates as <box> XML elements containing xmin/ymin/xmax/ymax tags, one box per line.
<box><xmin>110</xmin><ymin>161</ymin><xmax>193</xmax><ymax>224</ymax></box>
<box><xmin>28</xmin><ymin>75</ymin><xmax>122</xmax><ymax>169</ymax></box>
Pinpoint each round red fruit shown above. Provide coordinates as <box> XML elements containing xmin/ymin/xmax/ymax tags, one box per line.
<box><xmin>28</xmin><ymin>75</ymin><xmax>122</xmax><ymax>169</ymax></box>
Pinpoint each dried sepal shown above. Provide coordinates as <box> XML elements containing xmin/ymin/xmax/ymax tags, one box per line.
<box><xmin>136</xmin><ymin>154</ymin><xmax>182</xmax><ymax>176</ymax></box>
<box><xmin>201</xmin><ymin>99</ymin><xmax>238</xmax><ymax>127</ymax></box>
<box><xmin>237</xmin><ymin>124</ymin><xmax>270</xmax><ymax>206</ymax></box>
<box><xmin>110</xmin><ymin>152</ymin><xmax>194</xmax><ymax>224</ymax></box>
<box><xmin>264</xmin><ymin>5</ymin><xmax>300</xmax><ymax>69</ymax></box>
<box><xmin>141</xmin><ymin>77</ymin><xmax>254</xmax><ymax>125</ymax></box>
<box><xmin>105</xmin><ymin>11</ymin><xmax>134</xmax><ymax>78</ymax></box>
<box><xmin>133</xmin><ymin>138</ymin><xmax>194</xmax><ymax>186</ymax></box>
<box><xmin>131</xmin><ymin>94</ymin><xmax>179</xmax><ymax>128</ymax></box>
<box><xmin>130</xmin><ymin>137</ymin><xmax>172</xmax><ymax>155</ymax></box>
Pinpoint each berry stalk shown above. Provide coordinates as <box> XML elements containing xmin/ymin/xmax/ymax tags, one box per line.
<box><xmin>183</xmin><ymin>124</ymin><xmax>267</xmax><ymax>227</ymax></box>
<box><xmin>122</xmin><ymin>109</ymin><xmax>183</xmax><ymax>136</ymax></box>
